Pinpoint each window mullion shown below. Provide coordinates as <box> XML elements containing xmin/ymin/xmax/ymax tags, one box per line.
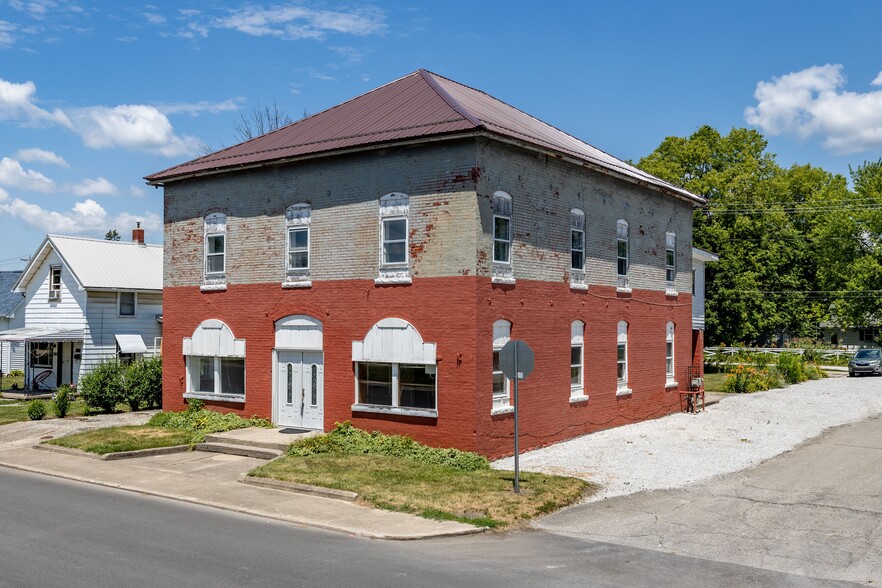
<box><xmin>391</xmin><ymin>363</ymin><xmax>399</xmax><ymax>407</ymax></box>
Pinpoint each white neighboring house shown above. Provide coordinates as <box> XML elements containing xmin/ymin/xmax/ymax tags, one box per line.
<box><xmin>0</xmin><ymin>271</ymin><xmax>25</xmax><ymax>375</ymax></box>
<box><xmin>0</xmin><ymin>227</ymin><xmax>162</xmax><ymax>390</ymax></box>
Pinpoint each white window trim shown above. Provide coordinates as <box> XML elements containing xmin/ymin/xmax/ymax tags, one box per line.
<box><xmin>666</xmin><ymin>321</ymin><xmax>678</xmax><ymax>387</ymax></box>
<box><xmin>352</xmin><ymin>361</ymin><xmax>438</xmax><ymax>418</ymax></box>
<box><xmin>570</xmin><ymin>208</ymin><xmax>587</xmax><ymax>291</ymax></box>
<box><xmin>184</xmin><ymin>355</ymin><xmax>246</xmax><ymax>403</ymax></box>
<box><xmin>203</xmin><ymin>213</ymin><xmax>227</xmax><ymax>292</ymax></box>
<box><xmin>492</xmin><ymin>319</ymin><xmax>512</xmax><ymax>412</ymax></box>
<box><xmin>616</xmin><ymin>220</ymin><xmax>629</xmax><ymax>292</ymax></box>
<box><xmin>570</xmin><ymin>320</ymin><xmax>587</xmax><ymax>401</ymax></box>
<box><xmin>282</xmin><ymin>204</ymin><xmax>312</xmax><ymax>288</ymax></box>
<box><xmin>117</xmin><ymin>291</ymin><xmax>137</xmax><ymax>317</ymax></box>
<box><xmin>665</xmin><ymin>232</ymin><xmax>677</xmax><ymax>296</ymax></box>
<box><xmin>616</xmin><ymin>321</ymin><xmax>631</xmax><ymax>395</ymax></box>
<box><xmin>48</xmin><ymin>266</ymin><xmax>62</xmax><ymax>301</ymax></box>
<box><xmin>491</xmin><ymin>191</ymin><xmax>514</xmax><ymax>284</ymax></box>
<box><xmin>376</xmin><ymin>193</ymin><xmax>411</xmax><ymax>285</ymax></box>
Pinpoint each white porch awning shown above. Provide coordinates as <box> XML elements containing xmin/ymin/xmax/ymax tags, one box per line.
<box><xmin>0</xmin><ymin>327</ymin><xmax>84</xmax><ymax>343</ymax></box>
<box><xmin>115</xmin><ymin>334</ymin><xmax>147</xmax><ymax>354</ymax></box>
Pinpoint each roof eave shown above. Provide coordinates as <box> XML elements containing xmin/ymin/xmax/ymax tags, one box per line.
<box><xmin>145</xmin><ymin>130</ymin><xmax>485</xmax><ymax>186</ymax></box>
<box><xmin>477</xmin><ymin>131</ymin><xmax>706</xmax><ymax>207</ymax></box>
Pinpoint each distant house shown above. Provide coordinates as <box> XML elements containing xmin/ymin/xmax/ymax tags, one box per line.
<box><xmin>819</xmin><ymin>323</ymin><xmax>879</xmax><ymax>349</ymax></box>
<box><xmin>147</xmin><ymin>69</ymin><xmax>706</xmax><ymax>458</ymax></box>
<box><xmin>0</xmin><ymin>226</ymin><xmax>162</xmax><ymax>390</ymax></box>
<box><xmin>0</xmin><ymin>271</ymin><xmax>25</xmax><ymax>375</ymax></box>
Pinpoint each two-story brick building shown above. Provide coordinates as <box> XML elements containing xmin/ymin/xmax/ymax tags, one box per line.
<box><xmin>147</xmin><ymin>70</ymin><xmax>704</xmax><ymax>458</ymax></box>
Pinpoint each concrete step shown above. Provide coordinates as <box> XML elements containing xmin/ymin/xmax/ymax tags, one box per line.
<box><xmin>196</xmin><ymin>442</ymin><xmax>283</xmax><ymax>460</ymax></box>
<box><xmin>202</xmin><ymin>433</ymin><xmax>293</xmax><ymax>452</ymax></box>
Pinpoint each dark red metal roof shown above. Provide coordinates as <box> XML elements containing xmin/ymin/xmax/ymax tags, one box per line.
<box><xmin>146</xmin><ymin>70</ymin><xmax>701</xmax><ymax>203</ymax></box>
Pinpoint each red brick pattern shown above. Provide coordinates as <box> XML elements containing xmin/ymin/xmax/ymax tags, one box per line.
<box><xmin>163</xmin><ymin>276</ymin><xmax>692</xmax><ymax>459</ymax></box>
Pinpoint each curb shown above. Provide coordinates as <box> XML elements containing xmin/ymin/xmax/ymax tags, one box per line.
<box><xmin>240</xmin><ymin>474</ymin><xmax>359</xmax><ymax>502</ymax></box>
<box><xmin>34</xmin><ymin>443</ymin><xmax>191</xmax><ymax>461</ymax></box>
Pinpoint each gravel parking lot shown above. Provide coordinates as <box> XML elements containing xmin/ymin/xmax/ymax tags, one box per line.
<box><xmin>493</xmin><ymin>375</ymin><xmax>882</xmax><ymax>501</ymax></box>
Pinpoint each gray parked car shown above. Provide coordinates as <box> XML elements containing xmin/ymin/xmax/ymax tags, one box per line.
<box><xmin>848</xmin><ymin>348</ymin><xmax>882</xmax><ymax>377</ymax></box>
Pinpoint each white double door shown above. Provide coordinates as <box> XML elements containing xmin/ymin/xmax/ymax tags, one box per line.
<box><xmin>277</xmin><ymin>350</ymin><xmax>324</xmax><ymax>430</ymax></box>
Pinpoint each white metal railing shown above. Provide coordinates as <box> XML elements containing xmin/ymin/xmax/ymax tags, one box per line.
<box><xmin>704</xmin><ymin>347</ymin><xmax>851</xmax><ymax>363</ymax></box>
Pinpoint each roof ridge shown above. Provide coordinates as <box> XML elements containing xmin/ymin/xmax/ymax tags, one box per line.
<box><xmin>48</xmin><ymin>234</ymin><xmax>161</xmax><ymax>247</ymax></box>
<box><xmin>418</xmin><ymin>69</ymin><xmax>482</xmax><ymax>128</ymax></box>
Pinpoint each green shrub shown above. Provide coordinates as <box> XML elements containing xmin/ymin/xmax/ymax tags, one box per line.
<box><xmin>123</xmin><ymin>356</ymin><xmax>162</xmax><ymax>411</ymax></box>
<box><xmin>53</xmin><ymin>385</ymin><xmax>71</xmax><ymax>418</ymax></box>
<box><xmin>8</xmin><ymin>369</ymin><xmax>23</xmax><ymax>378</ymax></box>
<box><xmin>147</xmin><ymin>405</ymin><xmax>272</xmax><ymax>443</ymax></box>
<box><xmin>27</xmin><ymin>399</ymin><xmax>46</xmax><ymax>420</ymax></box>
<box><xmin>289</xmin><ymin>421</ymin><xmax>490</xmax><ymax>472</ymax></box>
<box><xmin>776</xmin><ymin>353</ymin><xmax>805</xmax><ymax>385</ymax></box>
<box><xmin>804</xmin><ymin>363</ymin><xmax>826</xmax><ymax>380</ymax></box>
<box><xmin>79</xmin><ymin>361</ymin><xmax>125</xmax><ymax>413</ymax></box>
<box><xmin>722</xmin><ymin>365</ymin><xmax>780</xmax><ymax>394</ymax></box>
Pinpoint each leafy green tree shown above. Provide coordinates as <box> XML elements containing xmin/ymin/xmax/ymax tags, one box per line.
<box><xmin>638</xmin><ymin>126</ymin><xmax>851</xmax><ymax>345</ymax></box>
<box><xmin>104</xmin><ymin>229</ymin><xmax>120</xmax><ymax>241</ymax></box>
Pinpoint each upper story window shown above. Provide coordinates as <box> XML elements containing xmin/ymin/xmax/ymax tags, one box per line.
<box><xmin>570</xmin><ymin>208</ymin><xmax>587</xmax><ymax>290</ymax></box>
<box><xmin>616</xmin><ymin>220</ymin><xmax>629</xmax><ymax>291</ymax></box>
<box><xmin>283</xmin><ymin>204</ymin><xmax>311</xmax><ymax>288</ymax></box>
<box><xmin>570</xmin><ymin>320</ymin><xmax>586</xmax><ymax>400</ymax></box>
<box><xmin>492</xmin><ymin>319</ymin><xmax>512</xmax><ymax>412</ymax></box>
<box><xmin>202</xmin><ymin>213</ymin><xmax>227</xmax><ymax>291</ymax></box>
<box><xmin>617</xmin><ymin>320</ymin><xmax>630</xmax><ymax>394</ymax></box>
<box><xmin>665</xmin><ymin>232</ymin><xmax>676</xmax><ymax>289</ymax></box>
<box><xmin>666</xmin><ymin>321</ymin><xmax>676</xmax><ymax>385</ymax></box>
<box><xmin>491</xmin><ymin>191</ymin><xmax>514</xmax><ymax>284</ymax></box>
<box><xmin>376</xmin><ymin>193</ymin><xmax>411</xmax><ymax>285</ymax></box>
<box><xmin>118</xmin><ymin>292</ymin><xmax>136</xmax><ymax>317</ymax></box>
<box><xmin>571</xmin><ymin>209</ymin><xmax>585</xmax><ymax>270</ymax></box>
<box><xmin>48</xmin><ymin>266</ymin><xmax>61</xmax><ymax>301</ymax></box>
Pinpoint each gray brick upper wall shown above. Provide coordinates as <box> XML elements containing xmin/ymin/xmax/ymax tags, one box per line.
<box><xmin>475</xmin><ymin>139</ymin><xmax>694</xmax><ymax>293</ymax></box>
<box><xmin>164</xmin><ymin>140</ymin><xmax>481</xmax><ymax>287</ymax></box>
<box><xmin>164</xmin><ymin>136</ymin><xmax>694</xmax><ymax>293</ymax></box>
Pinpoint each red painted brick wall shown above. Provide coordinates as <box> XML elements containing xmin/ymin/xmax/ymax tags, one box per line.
<box><xmin>163</xmin><ymin>277</ymin><xmax>691</xmax><ymax>458</ymax></box>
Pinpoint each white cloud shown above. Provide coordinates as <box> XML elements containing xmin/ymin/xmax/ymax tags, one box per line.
<box><xmin>65</xmin><ymin>177</ymin><xmax>118</xmax><ymax>197</ymax></box>
<box><xmin>215</xmin><ymin>5</ymin><xmax>386</xmax><ymax>40</ymax></box>
<box><xmin>0</xmin><ymin>20</ymin><xmax>18</xmax><ymax>47</ymax></box>
<box><xmin>0</xmin><ymin>157</ymin><xmax>55</xmax><ymax>192</ymax></box>
<box><xmin>0</xmin><ymin>78</ymin><xmax>71</xmax><ymax>127</ymax></box>
<box><xmin>157</xmin><ymin>98</ymin><xmax>240</xmax><ymax>116</ymax></box>
<box><xmin>68</xmin><ymin>104</ymin><xmax>200</xmax><ymax>157</ymax></box>
<box><xmin>14</xmin><ymin>147</ymin><xmax>69</xmax><ymax>167</ymax></box>
<box><xmin>745</xmin><ymin>64</ymin><xmax>882</xmax><ymax>154</ymax></box>
<box><xmin>0</xmin><ymin>187</ymin><xmax>8</xmax><ymax>202</ymax></box>
<box><xmin>129</xmin><ymin>185</ymin><xmax>146</xmax><ymax>198</ymax></box>
<box><xmin>144</xmin><ymin>12</ymin><xmax>166</xmax><ymax>25</ymax></box>
<box><xmin>0</xmin><ymin>196</ymin><xmax>161</xmax><ymax>236</ymax></box>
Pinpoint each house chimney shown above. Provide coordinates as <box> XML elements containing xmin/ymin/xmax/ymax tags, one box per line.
<box><xmin>132</xmin><ymin>222</ymin><xmax>145</xmax><ymax>245</ymax></box>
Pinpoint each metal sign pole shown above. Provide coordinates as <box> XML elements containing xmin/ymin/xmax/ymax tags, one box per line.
<box><xmin>513</xmin><ymin>345</ymin><xmax>520</xmax><ymax>494</ymax></box>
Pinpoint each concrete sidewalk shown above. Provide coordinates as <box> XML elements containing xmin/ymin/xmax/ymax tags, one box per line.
<box><xmin>0</xmin><ymin>445</ymin><xmax>481</xmax><ymax>540</ymax></box>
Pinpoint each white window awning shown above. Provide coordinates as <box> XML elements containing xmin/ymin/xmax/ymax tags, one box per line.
<box><xmin>115</xmin><ymin>334</ymin><xmax>147</xmax><ymax>354</ymax></box>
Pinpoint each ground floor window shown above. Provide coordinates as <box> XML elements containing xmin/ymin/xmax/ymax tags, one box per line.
<box><xmin>188</xmin><ymin>355</ymin><xmax>245</xmax><ymax>397</ymax></box>
<box><xmin>29</xmin><ymin>342</ymin><xmax>54</xmax><ymax>368</ymax></box>
<box><xmin>356</xmin><ymin>362</ymin><xmax>436</xmax><ymax>410</ymax></box>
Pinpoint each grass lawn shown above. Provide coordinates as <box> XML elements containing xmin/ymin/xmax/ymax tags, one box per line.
<box><xmin>47</xmin><ymin>426</ymin><xmax>195</xmax><ymax>455</ymax></box>
<box><xmin>249</xmin><ymin>453</ymin><xmax>591</xmax><ymax>528</ymax></box>
<box><xmin>0</xmin><ymin>373</ymin><xmax>25</xmax><ymax>392</ymax></box>
<box><xmin>0</xmin><ymin>400</ymin><xmax>120</xmax><ymax>426</ymax></box>
<box><xmin>703</xmin><ymin>372</ymin><xmax>729</xmax><ymax>393</ymax></box>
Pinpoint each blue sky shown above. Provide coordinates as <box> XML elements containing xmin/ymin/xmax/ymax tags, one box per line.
<box><xmin>2</xmin><ymin>0</ymin><xmax>881</xmax><ymax>270</ymax></box>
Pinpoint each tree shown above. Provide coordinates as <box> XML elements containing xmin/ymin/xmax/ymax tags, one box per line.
<box><xmin>104</xmin><ymin>229</ymin><xmax>120</xmax><ymax>241</ymax></box>
<box><xmin>233</xmin><ymin>98</ymin><xmax>293</xmax><ymax>142</ymax></box>
<box><xmin>637</xmin><ymin>126</ymin><xmax>851</xmax><ymax>346</ymax></box>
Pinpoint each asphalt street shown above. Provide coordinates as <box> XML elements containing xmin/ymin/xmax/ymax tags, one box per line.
<box><xmin>537</xmin><ymin>414</ymin><xmax>882</xmax><ymax>586</ymax></box>
<box><xmin>0</xmin><ymin>468</ymin><xmax>859</xmax><ymax>588</ymax></box>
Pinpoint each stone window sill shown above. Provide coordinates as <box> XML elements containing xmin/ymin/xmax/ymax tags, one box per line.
<box><xmin>569</xmin><ymin>394</ymin><xmax>590</xmax><ymax>404</ymax></box>
<box><xmin>665</xmin><ymin>380</ymin><xmax>679</xmax><ymax>389</ymax></box>
<box><xmin>200</xmin><ymin>283</ymin><xmax>227</xmax><ymax>292</ymax></box>
<box><xmin>616</xmin><ymin>387</ymin><xmax>633</xmax><ymax>397</ymax></box>
<box><xmin>569</xmin><ymin>283</ymin><xmax>588</xmax><ymax>291</ymax></box>
<box><xmin>351</xmin><ymin>403</ymin><xmax>436</xmax><ymax>418</ymax></box>
<box><xmin>282</xmin><ymin>280</ymin><xmax>312</xmax><ymax>289</ymax></box>
<box><xmin>491</xmin><ymin>406</ymin><xmax>514</xmax><ymax>416</ymax></box>
<box><xmin>184</xmin><ymin>392</ymin><xmax>244</xmax><ymax>403</ymax></box>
